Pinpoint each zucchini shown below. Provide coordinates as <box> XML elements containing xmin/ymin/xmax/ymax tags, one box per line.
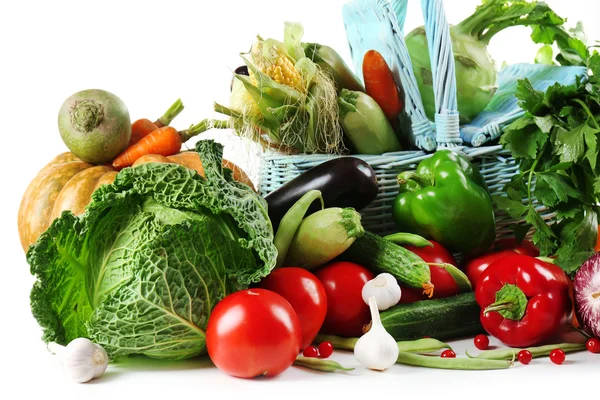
<box><xmin>338</xmin><ymin>231</ymin><xmax>431</xmax><ymax>290</ymax></box>
<box><xmin>378</xmin><ymin>292</ymin><xmax>485</xmax><ymax>342</ymax></box>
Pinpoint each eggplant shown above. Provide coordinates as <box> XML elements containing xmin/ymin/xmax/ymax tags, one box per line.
<box><xmin>264</xmin><ymin>157</ymin><xmax>379</xmax><ymax>232</ymax></box>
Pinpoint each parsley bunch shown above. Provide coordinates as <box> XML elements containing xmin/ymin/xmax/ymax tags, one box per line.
<box><xmin>497</xmin><ymin>43</ymin><xmax>600</xmax><ymax>274</ymax></box>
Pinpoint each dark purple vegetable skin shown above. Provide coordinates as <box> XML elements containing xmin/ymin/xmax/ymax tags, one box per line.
<box><xmin>264</xmin><ymin>157</ymin><xmax>379</xmax><ymax>232</ymax></box>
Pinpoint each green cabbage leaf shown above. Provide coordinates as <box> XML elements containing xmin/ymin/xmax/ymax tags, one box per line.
<box><xmin>27</xmin><ymin>140</ymin><xmax>276</xmax><ymax>360</ymax></box>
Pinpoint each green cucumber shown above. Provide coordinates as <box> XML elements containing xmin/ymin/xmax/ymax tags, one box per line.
<box><xmin>378</xmin><ymin>292</ymin><xmax>484</xmax><ymax>341</ymax></box>
<box><xmin>338</xmin><ymin>231</ymin><xmax>432</xmax><ymax>291</ymax></box>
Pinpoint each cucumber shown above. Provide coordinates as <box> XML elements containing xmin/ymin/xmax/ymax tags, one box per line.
<box><xmin>338</xmin><ymin>231</ymin><xmax>431</xmax><ymax>290</ymax></box>
<box><xmin>378</xmin><ymin>292</ymin><xmax>485</xmax><ymax>342</ymax></box>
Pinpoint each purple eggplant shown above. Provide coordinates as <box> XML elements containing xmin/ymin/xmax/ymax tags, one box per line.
<box><xmin>264</xmin><ymin>157</ymin><xmax>378</xmax><ymax>231</ymax></box>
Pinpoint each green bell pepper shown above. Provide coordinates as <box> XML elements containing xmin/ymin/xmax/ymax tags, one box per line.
<box><xmin>391</xmin><ymin>150</ymin><xmax>496</xmax><ymax>256</ymax></box>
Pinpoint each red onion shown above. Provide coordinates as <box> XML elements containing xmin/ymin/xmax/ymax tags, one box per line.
<box><xmin>574</xmin><ymin>253</ymin><xmax>600</xmax><ymax>338</ymax></box>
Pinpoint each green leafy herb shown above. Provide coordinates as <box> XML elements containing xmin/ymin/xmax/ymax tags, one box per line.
<box><xmin>497</xmin><ymin>43</ymin><xmax>600</xmax><ymax>274</ymax></box>
<box><xmin>27</xmin><ymin>140</ymin><xmax>277</xmax><ymax>360</ymax></box>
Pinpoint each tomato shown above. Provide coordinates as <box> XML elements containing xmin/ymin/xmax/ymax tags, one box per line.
<box><xmin>315</xmin><ymin>261</ymin><xmax>375</xmax><ymax>337</ymax></box>
<box><xmin>404</xmin><ymin>240</ymin><xmax>457</xmax><ymax>266</ymax></box>
<box><xmin>494</xmin><ymin>238</ymin><xmax>539</xmax><ymax>257</ymax></box>
<box><xmin>464</xmin><ymin>249</ymin><xmax>515</xmax><ymax>289</ymax></box>
<box><xmin>258</xmin><ymin>267</ymin><xmax>327</xmax><ymax>349</ymax></box>
<box><xmin>400</xmin><ymin>241</ymin><xmax>459</xmax><ymax>303</ymax></box>
<box><xmin>206</xmin><ymin>289</ymin><xmax>302</xmax><ymax>379</ymax></box>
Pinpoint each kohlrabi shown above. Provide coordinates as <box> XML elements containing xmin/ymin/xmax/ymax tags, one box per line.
<box><xmin>405</xmin><ymin>0</ymin><xmax>586</xmax><ymax>123</ymax></box>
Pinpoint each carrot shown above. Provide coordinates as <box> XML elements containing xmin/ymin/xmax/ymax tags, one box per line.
<box><xmin>112</xmin><ymin>119</ymin><xmax>229</xmax><ymax>170</ymax></box>
<box><xmin>362</xmin><ymin>50</ymin><xmax>404</xmax><ymax>123</ymax></box>
<box><xmin>130</xmin><ymin>119</ymin><xmax>159</xmax><ymax>145</ymax></box>
<box><xmin>129</xmin><ymin>99</ymin><xmax>185</xmax><ymax>145</ymax></box>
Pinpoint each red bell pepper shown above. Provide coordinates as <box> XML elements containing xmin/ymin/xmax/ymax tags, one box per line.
<box><xmin>475</xmin><ymin>253</ymin><xmax>573</xmax><ymax>348</ymax></box>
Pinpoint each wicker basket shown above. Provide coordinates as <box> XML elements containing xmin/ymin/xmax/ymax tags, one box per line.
<box><xmin>257</xmin><ymin>0</ymin><xmax>560</xmax><ymax>239</ymax></box>
<box><xmin>260</xmin><ymin>145</ymin><xmax>552</xmax><ymax>238</ymax></box>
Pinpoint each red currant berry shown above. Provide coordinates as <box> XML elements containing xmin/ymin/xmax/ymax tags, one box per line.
<box><xmin>474</xmin><ymin>334</ymin><xmax>489</xmax><ymax>350</ymax></box>
<box><xmin>586</xmin><ymin>338</ymin><xmax>600</xmax><ymax>354</ymax></box>
<box><xmin>302</xmin><ymin>346</ymin><xmax>319</xmax><ymax>358</ymax></box>
<box><xmin>517</xmin><ymin>350</ymin><xmax>532</xmax><ymax>365</ymax></box>
<box><xmin>549</xmin><ymin>349</ymin><xmax>566</xmax><ymax>365</ymax></box>
<box><xmin>318</xmin><ymin>342</ymin><xmax>334</xmax><ymax>359</ymax></box>
<box><xmin>441</xmin><ymin>349</ymin><xmax>456</xmax><ymax>358</ymax></box>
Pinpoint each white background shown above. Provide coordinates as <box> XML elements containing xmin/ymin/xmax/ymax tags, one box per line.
<box><xmin>2</xmin><ymin>0</ymin><xmax>600</xmax><ymax>399</ymax></box>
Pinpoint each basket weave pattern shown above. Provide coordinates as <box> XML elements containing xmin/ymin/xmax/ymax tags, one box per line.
<box><xmin>260</xmin><ymin>146</ymin><xmax>552</xmax><ymax>238</ymax></box>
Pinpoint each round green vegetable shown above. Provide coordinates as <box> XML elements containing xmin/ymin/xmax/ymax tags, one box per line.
<box><xmin>405</xmin><ymin>26</ymin><xmax>496</xmax><ymax>124</ymax></box>
<box><xmin>404</xmin><ymin>1</ymin><xmax>573</xmax><ymax>124</ymax></box>
<box><xmin>58</xmin><ymin>89</ymin><xmax>131</xmax><ymax>164</ymax></box>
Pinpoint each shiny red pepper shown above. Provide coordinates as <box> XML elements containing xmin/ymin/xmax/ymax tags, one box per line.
<box><xmin>475</xmin><ymin>253</ymin><xmax>573</xmax><ymax>348</ymax></box>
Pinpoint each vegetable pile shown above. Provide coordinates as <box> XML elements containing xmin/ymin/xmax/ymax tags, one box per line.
<box><xmin>18</xmin><ymin>0</ymin><xmax>600</xmax><ymax>384</ymax></box>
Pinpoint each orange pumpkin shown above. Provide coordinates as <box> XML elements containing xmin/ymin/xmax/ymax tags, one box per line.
<box><xmin>18</xmin><ymin>151</ymin><xmax>255</xmax><ymax>252</ymax></box>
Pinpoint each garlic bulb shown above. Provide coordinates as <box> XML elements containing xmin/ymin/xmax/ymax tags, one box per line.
<box><xmin>48</xmin><ymin>338</ymin><xmax>109</xmax><ymax>383</ymax></box>
<box><xmin>354</xmin><ymin>296</ymin><xmax>399</xmax><ymax>371</ymax></box>
<box><xmin>362</xmin><ymin>273</ymin><xmax>401</xmax><ymax>311</ymax></box>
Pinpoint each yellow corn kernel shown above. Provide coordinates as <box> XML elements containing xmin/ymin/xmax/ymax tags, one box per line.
<box><xmin>250</xmin><ymin>40</ymin><xmax>304</xmax><ymax>92</ymax></box>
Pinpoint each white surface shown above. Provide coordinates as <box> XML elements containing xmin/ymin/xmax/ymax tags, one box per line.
<box><xmin>1</xmin><ymin>0</ymin><xmax>599</xmax><ymax>399</ymax></box>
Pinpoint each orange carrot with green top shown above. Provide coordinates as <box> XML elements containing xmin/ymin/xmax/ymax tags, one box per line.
<box><xmin>112</xmin><ymin>120</ymin><xmax>228</xmax><ymax>170</ymax></box>
<box><xmin>129</xmin><ymin>99</ymin><xmax>185</xmax><ymax>145</ymax></box>
<box><xmin>362</xmin><ymin>50</ymin><xmax>404</xmax><ymax>123</ymax></box>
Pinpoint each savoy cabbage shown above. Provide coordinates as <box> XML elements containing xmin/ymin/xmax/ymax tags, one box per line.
<box><xmin>27</xmin><ymin>140</ymin><xmax>276</xmax><ymax>360</ymax></box>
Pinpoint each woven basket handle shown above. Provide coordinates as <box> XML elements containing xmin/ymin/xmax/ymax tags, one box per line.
<box><xmin>342</xmin><ymin>0</ymin><xmax>461</xmax><ymax>150</ymax></box>
<box><xmin>342</xmin><ymin>0</ymin><xmax>436</xmax><ymax>151</ymax></box>
<box><xmin>418</xmin><ymin>0</ymin><xmax>461</xmax><ymax>148</ymax></box>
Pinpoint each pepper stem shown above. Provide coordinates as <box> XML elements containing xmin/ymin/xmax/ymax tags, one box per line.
<box><xmin>484</xmin><ymin>301</ymin><xmax>517</xmax><ymax>314</ymax></box>
<box><xmin>484</xmin><ymin>283</ymin><xmax>528</xmax><ymax>321</ymax></box>
<box><xmin>396</xmin><ymin>171</ymin><xmax>432</xmax><ymax>188</ymax></box>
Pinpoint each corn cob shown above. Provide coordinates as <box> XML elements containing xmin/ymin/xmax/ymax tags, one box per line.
<box><xmin>250</xmin><ymin>39</ymin><xmax>305</xmax><ymax>92</ymax></box>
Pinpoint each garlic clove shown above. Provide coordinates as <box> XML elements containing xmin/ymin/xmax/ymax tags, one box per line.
<box><xmin>354</xmin><ymin>297</ymin><xmax>399</xmax><ymax>371</ymax></box>
<box><xmin>361</xmin><ymin>273</ymin><xmax>401</xmax><ymax>311</ymax></box>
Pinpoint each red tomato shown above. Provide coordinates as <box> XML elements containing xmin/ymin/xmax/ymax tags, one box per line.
<box><xmin>315</xmin><ymin>261</ymin><xmax>375</xmax><ymax>337</ymax></box>
<box><xmin>494</xmin><ymin>238</ymin><xmax>539</xmax><ymax>257</ymax></box>
<box><xmin>404</xmin><ymin>241</ymin><xmax>457</xmax><ymax>266</ymax></box>
<box><xmin>258</xmin><ymin>267</ymin><xmax>327</xmax><ymax>349</ymax></box>
<box><xmin>206</xmin><ymin>289</ymin><xmax>302</xmax><ymax>379</ymax></box>
<box><xmin>400</xmin><ymin>241</ymin><xmax>459</xmax><ymax>303</ymax></box>
<box><xmin>464</xmin><ymin>249</ymin><xmax>515</xmax><ymax>289</ymax></box>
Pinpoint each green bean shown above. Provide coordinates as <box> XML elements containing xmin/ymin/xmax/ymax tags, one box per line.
<box><xmin>396</xmin><ymin>338</ymin><xmax>452</xmax><ymax>353</ymax></box>
<box><xmin>273</xmin><ymin>190</ymin><xmax>324</xmax><ymax>268</ymax></box>
<box><xmin>293</xmin><ymin>357</ymin><xmax>354</xmax><ymax>372</ymax></box>
<box><xmin>397</xmin><ymin>351</ymin><xmax>513</xmax><ymax>370</ymax></box>
<box><xmin>384</xmin><ymin>232</ymin><xmax>433</xmax><ymax>248</ymax></box>
<box><xmin>314</xmin><ymin>334</ymin><xmax>358</xmax><ymax>350</ymax></box>
<box><xmin>314</xmin><ymin>334</ymin><xmax>451</xmax><ymax>354</ymax></box>
<box><xmin>466</xmin><ymin>342</ymin><xmax>586</xmax><ymax>360</ymax></box>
